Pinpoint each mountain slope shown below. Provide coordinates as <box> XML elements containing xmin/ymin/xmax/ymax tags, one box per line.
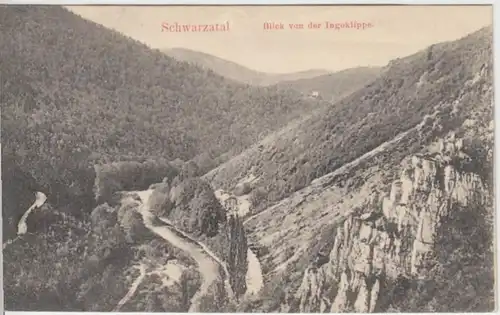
<box><xmin>203</xmin><ymin>26</ymin><xmax>493</xmax><ymax>312</ymax></box>
<box><xmin>164</xmin><ymin>48</ymin><xmax>330</xmax><ymax>86</ymax></box>
<box><xmin>1</xmin><ymin>5</ymin><xmax>324</xmax><ymax>210</ymax></box>
<box><xmin>205</xmin><ymin>26</ymin><xmax>493</xmax><ymax>214</ymax></box>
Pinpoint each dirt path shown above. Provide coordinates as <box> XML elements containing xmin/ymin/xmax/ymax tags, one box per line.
<box><xmin>112</xmin><ymin>264</ymin><xmax>147</xmax><ymax>312</ymax></box>
<box><xmin>157</xmin><ymin>215</ymin><xmax>235</xmax><ymax>301</ymax></box>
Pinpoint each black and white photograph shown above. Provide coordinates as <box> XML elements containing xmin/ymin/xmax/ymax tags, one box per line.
<box><xmin>1</xmin><ymin>4</ymin><xmax>495</xmax><ymax>312</ymax></box>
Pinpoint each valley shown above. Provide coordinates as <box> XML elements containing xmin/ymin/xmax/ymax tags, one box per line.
<box><xmin>1</xmin><ymin>4</ymin><xmax>494</xmax><ymax>314</ymax></box>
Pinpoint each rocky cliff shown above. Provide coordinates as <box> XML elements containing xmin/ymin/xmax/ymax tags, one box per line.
<box><xmin>294</xmin><ymin>130</ymin><xmax>493</xmax><ymax>312</ymax></box>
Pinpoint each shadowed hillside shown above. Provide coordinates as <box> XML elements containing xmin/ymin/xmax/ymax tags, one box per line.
<box><xmin>0</xmin><ymin>5</ymin><xmax>321</xmax><ymax>311</ymax></box>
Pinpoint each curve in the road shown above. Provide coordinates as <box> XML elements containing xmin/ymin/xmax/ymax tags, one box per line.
<box><xmin>133</xmin><ymin>190</ymin><xmax>231</xmax><ymax>312</ymax></box>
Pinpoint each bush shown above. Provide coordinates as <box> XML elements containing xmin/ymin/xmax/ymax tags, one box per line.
<box><xmin>233</xmin><ymin>182</ymin><xmax>252</xmax><ymax>196</ymax></box>
<box><xmin>167</xmin><ymin>177</ymin><xmax>227</xmax><ymax>237</ymax></box>
<box><xmin>148</xmin><ymin>183</ymin><xmax>174</xmax><ymax>217</ymax></box>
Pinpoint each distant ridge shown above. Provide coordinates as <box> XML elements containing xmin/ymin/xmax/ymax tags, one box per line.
<box><xmin>163</xmin><ymin>47</ymin><xmax>331</xmax><ymax>86</ymax></box>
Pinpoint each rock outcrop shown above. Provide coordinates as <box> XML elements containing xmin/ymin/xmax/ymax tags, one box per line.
<box><xmin>295</xmin><ymin>133</ymin><xmax>491</xmax><ymax>313</ymax></box>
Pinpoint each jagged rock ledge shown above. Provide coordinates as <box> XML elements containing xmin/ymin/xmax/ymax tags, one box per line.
<box><xmin>295</xmin><ymin>134</ymin><xmax>491</xmax><ymax>313</ymax></box>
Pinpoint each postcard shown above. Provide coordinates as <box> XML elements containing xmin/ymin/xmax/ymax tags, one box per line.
<box><xmin>1</xmin><ymin>4</ymin><xmax>494</xmax><ymax>313</ymax></box>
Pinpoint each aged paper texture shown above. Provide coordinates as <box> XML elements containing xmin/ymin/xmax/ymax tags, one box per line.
<box><xmin>1</xmin><ymin>4</ymin><xmax>494</xmax><ymax>313</ymax></box>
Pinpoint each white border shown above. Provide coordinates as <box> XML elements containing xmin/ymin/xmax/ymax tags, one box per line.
<box><xmin>0</xmin><ymin>0</ymin><xmax>496</xmax><ymax>5</ymax></box>
<box><xmin>1</xmin><ymin>1</ymin><xmax>498</xmax><ymax>315</ymax></box>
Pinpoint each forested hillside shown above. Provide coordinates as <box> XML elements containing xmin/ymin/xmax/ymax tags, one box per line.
<box><xmin>0</xmin><ymin>6</ymin><xmax>320</xmax><ymax>310</ymax></box>
<box><xmin>1</xmin><ymin>5</ymin><xmax>322</xmax><ymax>211</ymax></box>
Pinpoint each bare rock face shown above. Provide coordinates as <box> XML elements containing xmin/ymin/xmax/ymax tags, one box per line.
<box><xmin>295</xmin><ymin>134</ymin><xmax>490</xmax><ymax>312</ymax></box>
<box><xmin>295</xmin><ymin>267</ymin><xmax>331</xmax><ymax>313</ymax></box>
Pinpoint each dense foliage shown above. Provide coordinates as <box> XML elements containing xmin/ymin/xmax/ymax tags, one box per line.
<box><xmin>3</xmin><ymin>202</ymin><xmax>133</xmax><ymax>311</ymax></box>
<box><xmin>0</xmin><ymin>6</ymin><xmax>314</xmax><ymax>310</ymax></box>
<box><xmin>3</xmin><ymin>193</ymin><xmax>205</xmax><ymax>311</ymax></box>
<box><xmin>203</xmin><ymin>214</ymin><xmax>249</xmax><ymax>298</ymax></box>
<box><xmin>166</xmin><ymin>177</ymin><xmax>227</xmax><ymax>236</ymax></box>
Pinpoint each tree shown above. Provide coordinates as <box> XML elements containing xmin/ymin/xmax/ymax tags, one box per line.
<box><xmin>179</xmin><ymin>268</ymin><xmax>201</xmax><ymax>311</ymax></box>
<box><xmin>226</xmin><ymin>214</ymin><xmax>248</xmax><ymax>297</ymax></box>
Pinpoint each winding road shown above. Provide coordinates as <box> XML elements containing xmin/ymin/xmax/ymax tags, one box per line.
<box><xmin>157</xmin><ymin>215</ymin><xmax>235</xmax><ymax>302</ymax></box>
<box><xmin>130</xmin><ymin>189</ymin><xmax>233</xmax><ymax>312</ymax></box>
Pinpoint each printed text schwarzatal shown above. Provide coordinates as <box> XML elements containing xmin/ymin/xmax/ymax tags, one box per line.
<box><xmin>161</xmin><ymin>21</ymin><xmax>230</xmax><ymax>32</ymax></box>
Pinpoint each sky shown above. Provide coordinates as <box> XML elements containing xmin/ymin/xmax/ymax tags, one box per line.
<box><xmin>67</xmin><ymin>5</ymin><xmax>492</xmax><ymax>74</ymax></box>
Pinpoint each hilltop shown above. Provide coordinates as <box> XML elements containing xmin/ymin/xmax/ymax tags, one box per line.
<box><xmin>164</xmin><ymin>47</ymin><xmax>330</xmax><ymax>86</ymax></box>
